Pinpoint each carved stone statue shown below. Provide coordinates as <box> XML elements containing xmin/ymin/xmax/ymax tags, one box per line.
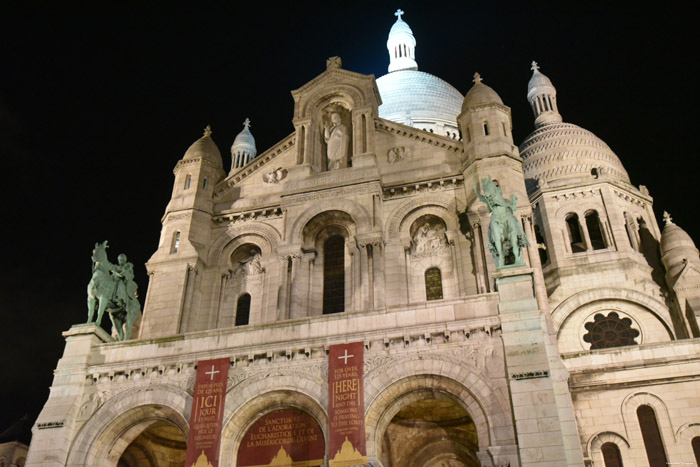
<box><xmin>324</xmin><ymin>112</ymin><xmax>348</xmax><ymax>170</ymax></box>
<box><xmin>474</xmin><ymin>177</ymin><xmax>529</xmax><ymax>268</ymax></box>
<box><xmin>239</xmin><ymin>249</ymin><xmax>263</xmax><ymax>275</ymax></box>
<box><xmin>263</xmin><ymin>167</ymin><xmax>287</xmax><ymax>184</ymax></box>
<box><xmin>86</xmin><ymin>241</ymin><xmax>141</xmax><ymax>340</ymax></box>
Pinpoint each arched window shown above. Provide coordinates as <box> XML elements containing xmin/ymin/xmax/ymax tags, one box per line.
<box><xmin>601</xmin><ymin>442</ymin><xmax>623</xmax><ymax>467</ymax></box>
<box><xmin>323</xmin><ymin>235</ymin><xmax>345</xmax><ymax>314</ymax></box>
<box><xmin>585</xmin><ymin>210</ymin><xmax>607</xmax><ymax>250</ymax></box>
<box><xmin>202</xmin><ymin>176</ymin><xmax>208</xmax><ymax>190</ymax></box>
<box><xmin>637</xmin><ymin>405</ymin><xmax>667</xmax><ymax>466</ymax></box>
<box><xmin>425</xmin><ymin>267</ymin><xmax>443</xmax><ymax>301</ymax></box>
<box><xmin>184</xmin><ymin>174</ymin><xmax>192</xmax><ymax>190</ymax></box>
<box><xmin>171</xmin><ymin>231</ymin><xmax>180</xmax><ymax>254</ymax></box>
<box><xmin>566</xmin><ymin>214</ymin><xmax>586</xmax><ymax>253</ymax></box>
<box><xmin>692</xmin><ymin>436</ymin><xmax>700</xmax><ymax>466</ymax></box>
<box><xmin>235</xmin><ymin>293</ymin><xmax>251</xmax><ymax>326</ymax></box>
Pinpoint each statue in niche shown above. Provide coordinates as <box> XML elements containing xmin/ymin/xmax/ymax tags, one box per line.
<box><xmin>86</xmin><ymin>241</ymin><xmax>141</xmax><ymax>340</ymax></box>
<box><xmin>324</xmin><ymin>112</ymin><xmax>348</xmax><ymax>170</ymax></box>
<box><xmin>237</xmin><ymin>249</ymin><xmax>263</xmax><ymax>275</ymax></box>
<box><xmin>413</xmin><ymin>222</ymin><xmax>447</xmax><ymax>254</ymax></box>
<box><xmin>474</xmin><ymin>176</ymin><xmax>529</xmax><ymax>268</ymax></box>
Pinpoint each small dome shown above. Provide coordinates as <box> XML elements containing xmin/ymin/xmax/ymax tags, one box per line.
<box><xmin>376</xmin><ymin>70</ymin><xmax>463</xmax><ymax>129</ymax></box>
<box><xmin>462</xmin><ymin>73</ymin><xmax>503</xmax><ymax>112</ymax></box>
<box><xmin>231</xmin><ymin>118</ymin><xmax>257</xmax><ymax>157</ymax></box>
<box><xmin>519</xmin><ymin>122</ymin><xmax>630</xmax><ymax>193</ymax></box>
<box><xmin>184</xmin><ymin>125</ymin><xmax>223</xmax><ymax>168</ymax></box>
<box><xmin>660</xmin><ymin>212</ymin><xmax>700</xmax><ymax>284</ymax></box>
<box><xmin>230</xmin><ymin>118</ymin><xmax>257</xmax><ymax>172</ymax></box>
<box><xmin>386</xmin><ymin>9</ymin><xmax>418</xmax><ymax>73</ymax></box>
<box><xmin>528</xmin><ymin>66</ymin><xmax>555</xmax><ymax>95</ymax></box>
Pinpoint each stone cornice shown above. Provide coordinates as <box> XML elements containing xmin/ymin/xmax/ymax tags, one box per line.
<box><xmin>375</xmin><ymin>118</ymin><xmax>464</xmax><ymax>153</ymax></box>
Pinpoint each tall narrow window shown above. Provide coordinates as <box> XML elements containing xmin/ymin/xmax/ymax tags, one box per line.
<box><xmin>483</xmin><ymin>122</ymin><xmax>489</xmax><ymax>136</ymax></box>
<box><xmin>171</xmin><ymin>231</ymin><xmax>180</xmax><ymax>254</ymax></box>
<box><xmin>601</xmin><ymin>443</ymin><xmax>623</xmax><ymax>467</ymax></box>
<box><xmin>425</xmin><ymin>267</ymin><xmax>443</xmax><ymax>301</ymax></box>
<box><xmin>235</xmin><ymin>293</ymin><xmax>251</xmax><ymax>326</ymax></box>
<box><xmin>184</xmin><ymin>174</ymin><xmax>192</xmax><ymax>190</ymax></box>
<box><xmin>692</xmin><ymin>436</ymin><xmax>700</xmax><ymax>466</ymax></box>
<box><xmin>637</xmin><ymin>405</ymin><xmax>667</xmax><ymax>466</ymax></box>
<box><xmin>566</xmin><ymin>214</ymin><xmax>586</xmax><ymax>253</ymax></box>
<box><xmin>323</xmin><ymin>235</ymin><xmax>345</xmax><ymax>314</ymax></box>
<box><xmin>202</xmin><ymin>177</ymin><xmax>208</xmax><ymax>190</ymax></box>
<box><xmin>585</xmin><ymin>211</ymin><xmax>607</xmax><ymax>250</ymax></box>
<box><xmin>534</xmin><ymin>225</ymin><xmax>549</xmax><ymax>264</ymax></box>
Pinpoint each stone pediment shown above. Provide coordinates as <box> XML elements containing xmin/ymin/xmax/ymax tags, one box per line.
<box><xmin>290</xmin><ymin>58</ymin><xmax>381</xmax><ymax>119</ymax></box>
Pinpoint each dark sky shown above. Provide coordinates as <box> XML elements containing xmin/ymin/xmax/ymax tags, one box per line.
<box><xmin>0</xmin><ymin>2</ymin><xmax>697</xmax><ymax>433</ymax></box>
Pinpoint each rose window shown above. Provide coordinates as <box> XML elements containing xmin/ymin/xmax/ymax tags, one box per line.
<box><xmin>583</xmin><ymin>312</ymin><xmax>639</xmax><ymax>349</ymax></box>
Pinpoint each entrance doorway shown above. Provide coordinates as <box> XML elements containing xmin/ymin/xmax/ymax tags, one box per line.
<box><xmin>117</xmin><ymin>420</ymin><xmax>186</xmax><ymax>467</ymax></box>
<box><xmin>380</xmin><ymin>397</ymin><xmax>478</xmax><ymax>467</ymax></box>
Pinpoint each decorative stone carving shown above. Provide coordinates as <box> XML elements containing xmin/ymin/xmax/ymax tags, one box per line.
<box><xmin>326</xmin><ymin>56</ymin><xmax>342</xmax><ymax>69</ymax></box>
<box><xmin>263</xmin><ymin>167</ymin><xmax>287</xmax><ymax>184</ymax></box>
<box><xmin>237</xmin><ymin>249</ymin><xmax>263</xmax><ymax>276</ymax></box>
<box><xmin>474</xmin><ymin>177</ymin><xmax>529</xmax><ymax>268</ymax></box>
<box><xmin>387</xmin><ymin>146</ymin><xmax>411</xmax><ymax>163</ymax></box>
<box><xmin>412</xmin><ymin>222</ymin><xmax>448</xmax><ymax>255</ymax></box>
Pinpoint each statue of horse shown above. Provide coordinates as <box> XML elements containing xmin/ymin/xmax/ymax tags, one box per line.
<box><xmin>474</xmin><ymin>177</ymin><xmax>529</xmax><ymax>268</ymax></box>
<box><xmin>86</xmin><ymin>241</ymin><xmax>141</xmax><ymax>340</ymax></box>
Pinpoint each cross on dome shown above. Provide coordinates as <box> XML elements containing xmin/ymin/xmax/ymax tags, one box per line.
<box><xmin>473</xmin><ymin>72</ymin><xmax>483</xmax><ymax>84</ymax></box>
<box><xmin>203</xmin><ymin>125</ymin><xmax>212</xmax><ymax>137</ymax></box>
<box><xmin>663</xmin><ymin>211</ymin><xmax>674</xmax><ymax>225</ymax></box>
<box><xmin>531</xmin><ymin>61</ymin><xmax>540</xmax><ymax>72</ymax></box>
<box><xmin>243</xmin><ymin>118</ymin><xmax>251</xmax><ymax>130</ymax></box>
<box><xmin>395</xmin><ymin>9</ymin><xmax>404</xmax><ymax>20</ymax></box>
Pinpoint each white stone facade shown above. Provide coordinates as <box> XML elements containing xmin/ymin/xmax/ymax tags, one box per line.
<box><xmin>26</xmin><ymin>12</ymin><xmax>700</xmax><ymax>467</ymax></box>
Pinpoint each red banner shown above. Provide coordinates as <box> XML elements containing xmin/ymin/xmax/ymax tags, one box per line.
<box><xmin>185</xmin><ymin>358</ymin><xmax>230</xmax><ymax>467</ymax></box>
<box><xmin>237</xmin><ymin>409</ymin><xmax>325</xmax><ymax>467</ymax></box>
<box><xmin>328</xmin><ymin>342</ymin><xmax>367</xmax><ymax>467</ymax></box>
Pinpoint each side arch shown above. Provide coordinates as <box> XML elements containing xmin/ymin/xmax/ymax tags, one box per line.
<box><xmin>301</xmin><ymin>83</ymin><xmax>367</xmax><ymax>117</ymax></box>
<box><xmin>66</xmin><ymin>385</ymin><xmax>190</xmax><ymax>467</ymax></box>
<box><xmin>207</xmin><ymin>222</ymin><xmax>281</xmax><ymax>266</ymax></box>
<box><xmin>364</xmin><ymin>357</ymin><xmax>514</xmax><ymax>462</ymax></box>
<box><xmin>621</xmin><ymin>391</ymin><xmax>676</xmax><ymax>445</ymax></box>
<box><xmin>385</xmin><ymin>195</ymin><xmax>459</xmax><ymax>238</ymax></box>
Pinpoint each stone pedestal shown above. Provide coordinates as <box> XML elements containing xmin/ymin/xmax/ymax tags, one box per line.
<box><xmin>26</xmin><ymin>323</ymin><xmax>111</xmax><ymax>467</ymax></box>
<box><xmin>496</xmin><ymin>269</ymin><xmax>583</xmax><ymax>466</ymax></box>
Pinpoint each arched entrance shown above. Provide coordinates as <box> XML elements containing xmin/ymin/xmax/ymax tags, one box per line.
<box><xmin>379</xmin><ymin>397</ymin><xmax>478</xmax><ymax>467</ymax></box>
<box><xmin>117</xmin><ymin>420</ymin><xmax>186</xmax><ymax>467</ymax></box>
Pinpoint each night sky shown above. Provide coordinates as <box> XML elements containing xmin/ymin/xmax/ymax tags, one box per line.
<box><xmin>1</xmin><ymin>2</ymin><xmax>697</xmax><ymax>434</ymax></box>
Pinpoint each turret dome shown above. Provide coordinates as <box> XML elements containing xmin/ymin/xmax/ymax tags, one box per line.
<box><xmin>230</xmin><ymin>118</ymin><xmax>257</xmax><ymax>173</ymax></box>
<box><xmin>519</xmin><ymin>63</ymin><xmax>630</xmax><ymax>194</ymax></box>
<box><xmin>462</xmin><ymin>73</ymin><xmax>503</xmax><ymax>111</ymax></box>
<box><xmin>660</xmin><ymin>212</ymin><xmax>700</xmax><ymax>285</ymax></box>
<box><xmin>183</xmin><ymin>125</ymin><xmax>223</xmax><ymax>169</ymax></box>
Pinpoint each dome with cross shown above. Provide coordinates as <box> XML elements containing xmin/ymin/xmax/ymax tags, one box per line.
<box><xmin>376</xmin><ymin>10</ymin><xmax>463</xmax><ymax>136</ymax></box>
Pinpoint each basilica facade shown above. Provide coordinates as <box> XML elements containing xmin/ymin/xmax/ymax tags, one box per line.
<box><xmin>26</xmin><ymin>11</ymin><xmax>700</xmax><ymax>467</ymax></box>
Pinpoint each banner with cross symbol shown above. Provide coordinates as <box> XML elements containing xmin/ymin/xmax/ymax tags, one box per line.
<box><xmin>328</xmin><ymin>342</ymin><xmax>367</xmax><ymax>466</ymax></box>
<box><xmin>185</xmin><ymin>357</ymin><xmax>230</xmax><ymax>467</ymax></box>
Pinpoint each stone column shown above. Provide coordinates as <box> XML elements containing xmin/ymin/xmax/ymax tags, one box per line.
<box><xmin>26</xmin><ymin>324</ymin><xmax>112</xmax><ymax>467</ymax></box>
<box><xmin>288</xmin><ymin>253</ymin><xmax>304</xmax><ymax>319</ymax></box>
<box><xmin>358</xmin><ymin>243</ymin><xmax>370</xmax><ymax>311</ymax></box>
<box><xmin>495</xmin><ymin>268</ymin><xmax>584</xmax><ymax>466</ymax></box>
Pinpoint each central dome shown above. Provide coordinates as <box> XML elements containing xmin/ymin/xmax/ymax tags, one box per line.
<box><xmin>376</xmin><ymin>70</ymin><xmax>464</xmax><ymax>132</ymax></box>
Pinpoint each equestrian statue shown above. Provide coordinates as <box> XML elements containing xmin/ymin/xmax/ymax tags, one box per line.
<box><xmin>474</xmin><ymin>176</ymin><xmax>529</xmax><ymax>268</ymax></box>
<box><xmin>86</xmin><ymin>241</ymin><xmax>141</xmax><ymax>340</ymax></box>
